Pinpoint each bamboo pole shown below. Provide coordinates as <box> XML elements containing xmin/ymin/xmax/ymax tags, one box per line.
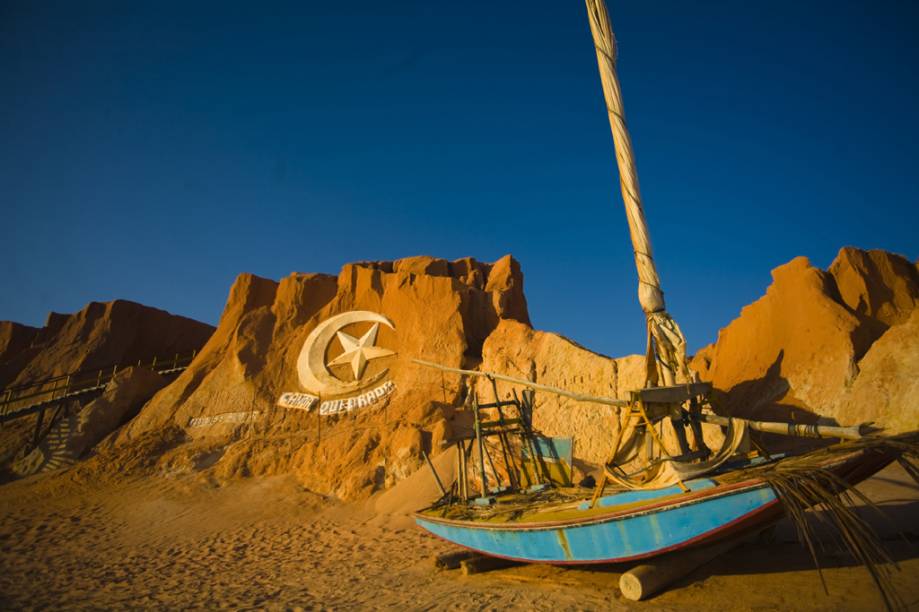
<box><xmin>412</xmin><ymin>359</ymin><xmax>628</xmax><ymax>408</ymax></box>
<box><xmin>412</xmin><ymin>359</ymin><xmax>871</xmax><ymax>441</ymax></box>
<box><xmin>472</xmin><ymin>393</ymin><xmax>489</xmax><ymax>498</ymax></box>
<box><xmin>699</xmin><ymin>413</ymin><xmax>870</xmax><ymax>442</ymax></box>
<box><xmin>422</xmin><ymin>450</ymin><xmax>447</xmax><ymax>498</ymax></box>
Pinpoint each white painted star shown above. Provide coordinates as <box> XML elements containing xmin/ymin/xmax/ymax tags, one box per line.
<box><xmin>327</xmin><ymin>322</ymin><xmax>395</xmax><ymax>380</ymax></box>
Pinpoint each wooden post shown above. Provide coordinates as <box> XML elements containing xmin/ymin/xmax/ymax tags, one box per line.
<box><xmin>635</xmin><ymin>398</ymin><xmax>688</xmax><ymax>492</ymax></box>
<box><xmin>460</xmin><ymin>555</ymin><xmax>520</xmax><ymax>575</ymax></box>
<box><xmin>473</xmin><ymin>393</ymin><xmax>488</xmax><ymax>497</ymax></box>
<box><xmin>33</xmin><ymin>407</ymin><xmax>45</xmax><ymax>449</ymax></box>
<box><xmin>619</xmin><ymin>532</ymin><xmax>757</xmax><ymax>601</ymax></box>
<box><xmin>490</xmin><ymin>376</ymin><xmax>519</xmax><ymax>490</ymax></box>
<box><xmin>173</xmin><ymin>353</ymin><xmax>178</xmax><ymax>369</ymax></box>
<box><xmin>422</xmin><ymin>450</ymin><xmax>448</xmax><ymax>497</ymax></box>
<box><xmin>435</xmin><ymin>550</ymin><xmax>479</xmax><ymax>570</ymax></box>
<box><xmin>511</xmin><ymin>389</ymin><xmax>534</xmax><ymax>487</ymax></box>
<box><xmin>457</xmin><ymin>441</ymin><xmax>468</xmax><ymax>502</ymax></box>
<box><xmin>520</xmin><ymin>390</ymin><xmax>551</xmax><ymax>485</ymax></box>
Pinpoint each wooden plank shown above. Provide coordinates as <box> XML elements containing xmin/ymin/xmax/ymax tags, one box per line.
<box><xmin>634</xmin><ymin>382</ymin><xmax>711</xmax><ymax>404</ymax></box>
<box><xmin>460</xmin><ymin>555</ymin><xmax>521</xmax><ymax>575</ymax></box>
<box><xmin>434</xmin><ymin>550</ymin><xmax>479</xmax><ymax>570</ymax></box>
<box><xmin>477</xmin><ymin>400</ymin><xmax>521</xmax><ymax>409</ymax></box>
<box><xmin>0</xmin><ymin>386</ymin><xmax>106</xmax><ymax>423</ymax></box>
<box><xmin>619</xmin><ymin>531</ymin><xmax>757</xmax><ymax>601</ymax></box>
<box><xmin>412</xmin><ymin>359</ymin><xmax>629</xmax><ymax>407</ymax></box>
<box><xmin>479</xmin><ymin>418</ymin><xmax>521</xmax><ymax>428</ymax></box>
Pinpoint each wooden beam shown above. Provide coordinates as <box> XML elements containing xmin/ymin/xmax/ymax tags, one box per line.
<box><xmin>634</xmin><ymin>383</ymin><xmax>711</xmax><ymax>404</ymax></box>
<box><xmin>460</xmin><ymin>555</ymin><xmax>521</xmax><ymax>575</ymax></box>
<box><xmin>619</xmin><ymin>531</ymin><xmax>758</xmax><ymax>601</ymax></box>
<box><xmin>412</xmin><ymin>359</ymin><xmax>628</xmax><ymax>408</ymax></box>
<box><xmin>434</xmin><ymin>550</ymin><xmax>479</xmax><ymax>570</ymax></box>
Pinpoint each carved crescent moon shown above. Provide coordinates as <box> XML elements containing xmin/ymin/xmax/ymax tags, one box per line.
<box><xmin>297</xmin><ymin>311</ymin><xmax>395</xmax><ymax>397</ymax></box>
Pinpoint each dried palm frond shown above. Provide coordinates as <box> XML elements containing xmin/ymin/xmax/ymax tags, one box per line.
<box><xmin>725</xmin><ymin>431</ymin><xmax>919</xmax><ymax>611</ymax></box>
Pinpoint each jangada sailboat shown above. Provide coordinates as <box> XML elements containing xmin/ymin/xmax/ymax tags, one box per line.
<box><xmin>412</xmin><ymin>0</ymin><xmax>918</xmax><ymax>606</ymax></box>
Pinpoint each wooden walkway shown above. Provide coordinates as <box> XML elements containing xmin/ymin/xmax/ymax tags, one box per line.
<box><xmin>0</xmin><ymin>351</ymin><xmax>197</xmax><ymax>425</ymax></box>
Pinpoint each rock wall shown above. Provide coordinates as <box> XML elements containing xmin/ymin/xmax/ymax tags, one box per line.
<box><xmin>692</xmin><ymin>247</ymin><xmax>918</xmax><ymax>433</ymax></box>
<box><xmin>117</xmin><ymin>255</ymin><xmax>530</xmax><ymax>500</ymax></box>
<box><xmin>11</xmin><ymin>367</ymin><xmax>167</xmax><ymax>477</ymax></box>
<box><xmin>829</xmin><ymin>247</ymin><xmax>919</xmax><ymax>328</ymax></box>
<box><xmin>834</xmin><ymin>309</ymin><xmax>919</xmax><ymax>434</ymax></box>
<box><xmin>0</xmin><ymin>300</ymin><xmax>215</xmax><ymax>388</ymax></box>
<box><xmin>0</xmin><ymin>321</ymin><xmax>40</xmax><ymax>388</ymax></box>
<box><xmin>11</xmin><ymin>247</ymin><xmax>916</xmax><ymax>497</ymax></box>
<box><xmin>476</xmin><ymin>319</ymin><xmax>645</xmax><ymax>465</ymax></box>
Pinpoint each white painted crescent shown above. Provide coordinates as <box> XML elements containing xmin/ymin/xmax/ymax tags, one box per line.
<box><xmin>297</xmin><ymin>311</ymin><xmax>395</xmax><ymax>397</ymax></box>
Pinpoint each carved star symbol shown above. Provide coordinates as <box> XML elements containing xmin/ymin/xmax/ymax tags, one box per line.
<box><xmin>327</xmin><ymin>322</ymin><xmax>395</xmax><ymax>380</ymax></box>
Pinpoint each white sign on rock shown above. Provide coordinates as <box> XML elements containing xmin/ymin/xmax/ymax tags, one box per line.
<box><xmin>277</xmin><ymin>392</ymin><xmax>319</xmax><ymax>411</ymax></box>
<box><xmin>277</xmin><ymin>310</ymin><xmax>398</xmax><ymax>416</ymax></box>
<box><xmin>188</xmin><ymin>410</ymin><xmax>261</xmax><ymax>428</ymax></box>
<box><xmin>319</xmin><ymin>380</ymin><xmax>396</xmax><ymax>416</ymax></box>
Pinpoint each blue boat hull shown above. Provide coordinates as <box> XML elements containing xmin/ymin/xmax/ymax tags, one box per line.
<box><xmin>415</xmin><ymin>480</ymin><xmax>780</xmax><ymax>564</ymax></box>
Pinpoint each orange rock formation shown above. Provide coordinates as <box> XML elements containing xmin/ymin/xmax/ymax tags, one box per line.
<box><xmin>116</xmin><ymin>255</ymin><xmax>530</xmax><ymax>499</ymax></box>
<box><xmin>0</xmin><ymin>300</ymin><xmax>215</xmax><ymax>389</ymax></box>
<box><xmin>3</xmin><ymin>248</ymin><xmax>916</xmax><ymax>498</ymax></box>
<box><xmin>692</xmin><ymin>247</ymin><xmax>918</xmax><ymax>433</ymax></box>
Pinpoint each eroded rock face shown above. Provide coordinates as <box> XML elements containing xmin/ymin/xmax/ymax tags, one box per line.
<box><xmin>835</xmin><ymin>310</ymin><xmax>919</xmax><ymax>433</ymax></box>
<box><xmin>14</xmin><ymin>247</ymin><xmax>914</xmax><ymax>496</ymax></box>
<box><xmin>11</xmin><ymin>367</ymin><xmax>167</xmax><ymax>477</ymax></box>
<box><xmin>691</xmin><ymin>257</ymin><xmax>863</xmax><ymax>420</ymax></box>
<box><xmin>829</xmin><ymin>247</ymin><xmax>919</xmax><ymax>329</ymax></box>
<box><xmin>477</xmin><ymin>319</ymin><xmax>645</xmax><ymax>465</ymax></box>
<box><xmin>0</xmin><ymin>302</ymin><xmax>214</xmax><ymax>474</ymax></box>
<box><xmin>0</xmin><ymin>321</ymin><xmax>40</xmax><ymax>388</ymax></box>
<box><xmin>118</xmin><ymin>255</ymin><xmax>530</xmax><ymax>499</ymax></box>
<box><xmin>691</xmin><ymin>248</ymin><xmax>918</xmax><ymax>433</ymax></box>
<box><xmin>0</xmin><ymin>301</ymin><xmax>215</xmax><ymax>388</ymax></box>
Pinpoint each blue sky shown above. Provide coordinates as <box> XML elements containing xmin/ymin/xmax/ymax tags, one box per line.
<box><xmin>2</xmin><ymin>1</ymin><xmax>917</xmax><ymax>357</ymax></box>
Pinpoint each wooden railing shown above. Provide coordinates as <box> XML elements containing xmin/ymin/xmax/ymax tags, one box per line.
<box><xmin>0</xmin><ymin>350</ymin><xmax>198</xmax><ymax>422</ymax></box>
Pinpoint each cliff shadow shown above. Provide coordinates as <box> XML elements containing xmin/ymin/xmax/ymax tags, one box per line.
<box><xmin>710</xmin><ymin>350</ymin><xmax>836</xmax><ymax>454</ymax></box>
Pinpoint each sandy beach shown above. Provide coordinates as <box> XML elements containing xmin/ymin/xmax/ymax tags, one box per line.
<box><xmin>1</xmin><ymin>461</ymin><xmax>916</xmax><ymax>611</ymax></box>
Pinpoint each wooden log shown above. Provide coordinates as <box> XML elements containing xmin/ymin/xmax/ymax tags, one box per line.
<box><xmin>412</xmin><ymin>359</ymin><xmax>628</xmax><ymax>408</ymax></box>
<box><xmin>618</xmin><ymin>532</ymin><xmax>757</xmax><ymax>601</ymax></box>
<box><xmin>699</xmin><ymin>413</ymin><xmax>870</xmax><ymax>441</ymax></box>
<box><xmin>434</xmin><ymin>550</ymin><xmax>479</xmax><ymax>570</ymax></box>
<box><xmin>460</xmin><ymin>555</ymin><xmax>521</xmax><ymax>575</ymax></box>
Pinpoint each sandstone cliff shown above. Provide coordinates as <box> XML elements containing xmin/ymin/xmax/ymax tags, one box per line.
<box><xmin>11</xmin><ymin>247</ymin><xmax>916</xmax><ymax>499</ymax></box>
<box><xmin>692</xmin><ymin>247</ymin><xmax>918</xmax><ymax>433</ymax></box>
<box><xmin>11</xmin><ymin>367</ymin><xmax>167</xmax><ymax>477</ymax></box>
<box><xmin>476</xmin><ymin>319</ymin><xmax>645</xmax><ymax>465</ymax></box>
<box><xmin>116</xmin><ymin>255</ymin><xmax>530</xmax><ymax>499</ymax></box>
<box><xmin>0</xmin><ymin>321</ymin><xmax>40</xmax><ymax>388</ymax></box>
<box><xmin>0</xmin><ymin>300</ymin><xmax>215</xmax><ymax>388</ymax></box>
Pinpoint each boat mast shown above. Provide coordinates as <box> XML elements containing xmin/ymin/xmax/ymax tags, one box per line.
<box><xmin>585</xmin><ymin>0</ymin><xmax>690</xmax><ymax>387</ymax></box>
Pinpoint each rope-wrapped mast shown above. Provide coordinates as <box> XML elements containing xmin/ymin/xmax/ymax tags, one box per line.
<box><xmin>585</xmin><ymin>0</ymin><xmax>690</xmax><ymax>387</ymax></box>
